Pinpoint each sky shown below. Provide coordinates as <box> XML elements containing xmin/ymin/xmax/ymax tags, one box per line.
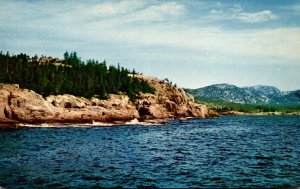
<box><xmin>1</xmin><ymin>0</ymin><xmax>300</xmax><ymax>91</ymax></box>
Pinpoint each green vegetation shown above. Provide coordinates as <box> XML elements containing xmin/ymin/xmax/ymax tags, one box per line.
<box><xmin>0</xmin><ymin>51</ymin><xmax>154</xmax><ymax>98</ymax></box>
<box><xmin>195</xmin><ymin>98</ymin><xmax>300</xmax><ymax>113</ymax></box>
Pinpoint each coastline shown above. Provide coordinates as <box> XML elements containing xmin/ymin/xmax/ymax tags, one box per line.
<box><xmin>0</xmin><ymin>76</ymin><xmax>219</xmax><ymax>129</ymax></box>
<box><xmin>17</xmin><ymin>118</ymin><xmax>168</xmax><ymax>128</ymax></box>
<box><xmin>4</xmin><ymin>113</ymin><xmax>300</xmax><ymax>129</ymax></box>
<box><xmin>219</xmin><ymin>110</ymin><xmax>300</xmax><ymax>116</ymax></box>
<box><xmin>3</xmin><ymin>76</ymin><xmax>298</xmax><ymax>130</ymax></box>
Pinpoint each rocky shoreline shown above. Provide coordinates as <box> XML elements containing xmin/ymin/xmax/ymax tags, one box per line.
<box><xmin>0</xmin><ymin>76</ymin><xmax>219</xmax><ymax>129</ymax></box>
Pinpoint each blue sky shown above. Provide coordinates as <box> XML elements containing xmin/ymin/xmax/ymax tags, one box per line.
<box><xmin>1</xmin><ymin>0</ymin><xmax>300</xmax><ymax>91</ymax></box>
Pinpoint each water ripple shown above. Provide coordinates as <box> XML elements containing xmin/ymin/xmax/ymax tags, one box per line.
<box><xmin>0</xmin><ymin>115</ymin><xmax>300</xmax><ymax>188</ymax></box>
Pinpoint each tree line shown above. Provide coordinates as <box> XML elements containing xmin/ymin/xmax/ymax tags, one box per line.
<box><xmin>0</xmin><ymin>51</ymin><xmax>155</xmax><ymax>98</ymax></box>
<box><xmin>196</xmin><ymin>98</ymin><xmax>300</xmax><ymax>113</ymax></box>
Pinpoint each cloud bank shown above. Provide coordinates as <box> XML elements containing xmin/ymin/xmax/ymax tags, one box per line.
<box><xmin>1</xmin><ymin>0</ymin><xmax>299</xmax><ymax>61</ymax></box>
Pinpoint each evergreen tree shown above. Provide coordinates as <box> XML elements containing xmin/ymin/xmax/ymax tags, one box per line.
<box><xmin>0</xmin><ymin>51</ymin><xmax>155</xmax><ymax>99</ymax></box>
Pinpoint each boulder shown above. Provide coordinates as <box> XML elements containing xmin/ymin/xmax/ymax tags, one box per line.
<box><xmin>46</xmin><ymin>95</ymin><xmax>90</xmax><ymax>108</ymax></box>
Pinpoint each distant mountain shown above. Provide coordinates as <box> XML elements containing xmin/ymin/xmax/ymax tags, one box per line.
<box><xmin>186</xmin><ymin>84</ymin><xmax>300</xmax><ymax>105</ymax></box>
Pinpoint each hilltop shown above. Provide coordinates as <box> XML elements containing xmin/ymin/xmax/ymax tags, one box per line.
<box><xmin>186</xmin><ymin>84</ymin><xmax>300</xmax><ymax>115</ymax></box>
<box><xmin>187</xmin><ymin>84</ymin><xmax>300</xmax><ymax>105</ymax></box>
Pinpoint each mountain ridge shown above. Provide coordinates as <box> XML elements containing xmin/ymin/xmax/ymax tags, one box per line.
<box><xmin>187</xmin><ymin>84</ymin><xmax>300</xmax><ymax>105</ymax></box>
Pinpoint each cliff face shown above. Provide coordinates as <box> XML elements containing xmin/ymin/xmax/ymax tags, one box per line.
<box><xmin>0</xmin><ymin>77</ymin><xmax>218</xmax><ymax>126</ymax></box>
<box><xmin>133</xmin><ymin>76</ymin><xmax>218</xmax><ymax>120</ymax></box>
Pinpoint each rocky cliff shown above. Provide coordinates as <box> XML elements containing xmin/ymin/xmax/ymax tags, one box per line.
<box><xmin>0</xmin><ymin>76</ymin><xmax>218</xmax><ymax>127</ymax></box>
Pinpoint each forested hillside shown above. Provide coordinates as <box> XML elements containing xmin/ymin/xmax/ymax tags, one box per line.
<box><xmin>187</xmin><ymin>84</ymin><xmax>300</xmax><ymax>105</ymax></box>
<box><xmin>186</xmin><ymin>83</ymin><xmax>300</xmax><ymax>113</ymax></box>
<box><xmin>0</xmin><ymin>51</ymin><xmax>154</xmax><ymax>98</ymax></box>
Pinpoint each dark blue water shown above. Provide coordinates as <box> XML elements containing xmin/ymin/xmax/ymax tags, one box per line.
<box><xmin>0</xmin><ymin>116</ymin><xmax>300</xmax><ymax>188</ymax></box>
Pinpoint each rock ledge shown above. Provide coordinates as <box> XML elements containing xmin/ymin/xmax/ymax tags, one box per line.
<box><xmin>0</xmin><ymin>77</ymin><xmax>218</xmax><ymax>127</ymax></box>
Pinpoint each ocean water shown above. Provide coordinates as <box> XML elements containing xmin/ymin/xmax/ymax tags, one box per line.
<box><xmin>0</xmin><ymin>116</ymin><xmax>300</xmax><ymax>188</ymax></box>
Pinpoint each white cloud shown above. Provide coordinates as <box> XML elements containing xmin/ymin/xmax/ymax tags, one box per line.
<box><xmin>208</xmin><ymin>4</ymin><xmax>278</xmax><ymax>23</ymax></box>
<box><xmin>130</xmin><ymin>2</ymin><xmax>185</xmax><ymax>22</ymax></box>
<box><xmin>78</xmin><ymin>0</ymin><xmax>145</xmax><ymax>18</ymax></box>
<box><xmin>98</xmin><ymin>26</ymin><xmax>300</xmax><ymax>62</ymax></box>
<box><xmin>229</xmin><ymin>4</ymin><xmax>243</xmax><ymax>13</ymax></box>
<box><xmin>235</xmin><ymin>10</ymin><xmax>277</xmax><ymax>23</ymax></box>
